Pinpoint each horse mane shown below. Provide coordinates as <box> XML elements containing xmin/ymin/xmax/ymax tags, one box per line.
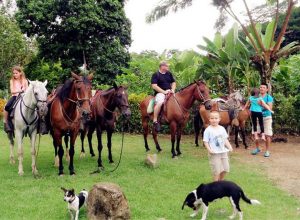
<box><xmin>57</xmin><ymin>79</ymin><xmax>74</xmax><ymax>102</ymax></box>
<box><xmin>178</xmin><ymin>80</ymin><xmax>206</xmax><ymax>92</ymax></box>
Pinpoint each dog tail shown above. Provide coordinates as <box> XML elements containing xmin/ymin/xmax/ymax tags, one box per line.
<box><xmin>240</xmin><ymin>190</ymin><xmax>261</xmax><ymax>205</ymax></box>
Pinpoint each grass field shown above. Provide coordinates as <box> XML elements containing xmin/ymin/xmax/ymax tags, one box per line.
<box><xmin>0</xmin><ymin>129</ymin><xmax>299</xmax><ymax>220</ymax></box>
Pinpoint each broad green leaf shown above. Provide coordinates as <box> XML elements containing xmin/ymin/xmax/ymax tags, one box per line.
<box><xmin>213</xmin><ymin>32</ymin><xmax>223</xmax><ymax>49</ymax></box>
<box><xmin>264</xmin><ymin>20</ymin><xmax>276</xmax><ymax>50</ymax></box>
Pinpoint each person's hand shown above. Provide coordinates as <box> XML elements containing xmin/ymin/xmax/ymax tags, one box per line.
<box><xmin>170</xmin><ymin>89</ymin><xmax>175</xmax><ymax>94</ymax></box>
<box><xmin>163</xmin><ymin>90</ymin><xmax>169</xmax><ymax>95</ymax></box>
<box><xmin>270</xmin><ymin>110</ymin><xmax>274</xmax><ymax>114</ymax></box>
<box><xmin>207</xmin><ymin>148</ymin><xmax>215</xmax><ymax>154</ymax></box>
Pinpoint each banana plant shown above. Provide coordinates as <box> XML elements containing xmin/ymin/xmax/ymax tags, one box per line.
<box><xmin>197</xmin><ymin>24</ymin><xmax>258</xmax><ymax>94</ymax></box>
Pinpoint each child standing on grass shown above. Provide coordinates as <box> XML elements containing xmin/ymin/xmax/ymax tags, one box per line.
<box><xmin>244</xmin><ymin>88</ymin><xmax>274</xmax><ymax>141</ymax></box>
<box><xmin>203</xmin><ymin>111</ymin><xmax>233</xmax><ymax>182</ymax></box>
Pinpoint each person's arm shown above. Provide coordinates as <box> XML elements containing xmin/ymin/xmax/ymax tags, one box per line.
<box><xmin>259</xmin><ymin>99</ymin><xmax>274</xmax><ymax>113</ymax></box>
<box><xmin>242</xmin><ymin>99</ymin><xmax>250</xmax><ymax>110</ymax></box>
<box><xmin>23</xmin><ymin>79</ymin><xmax>29</xmax><ymax>90</ymax></box>
<box><xmin>151</xmin><ymin>84</ymin><xmax>168</xmax><ymax>94</ymax></box>
<box><xmin>203</xmin><ymin>141</ymin><xmax>215</xmax><ymax>154</ymax></box>
<box><xmin>171</xmin><ymin>82</ymin><xmax>176</xmax><ymax>93</ymax></box>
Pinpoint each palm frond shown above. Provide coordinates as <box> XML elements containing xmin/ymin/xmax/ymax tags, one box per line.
<box><xmin>146</xmin><ymin>0</ymin><xmax>193</xmax><ymax>23</ymax></box>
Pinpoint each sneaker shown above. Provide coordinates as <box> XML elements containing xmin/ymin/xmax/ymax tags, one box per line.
<box><xmin>251</xmin><ymin>147</ymin><xmax>261</xmax><ymax>155</ymax></box>
<box><xmin>153</xmin><ymin>121</ymin><xmax>160</xmax><ymax>132</ymax></box>
<box><xmin>264</xmin><ymin>151</ymin><xmax>270</xmax><ymax>157</ymax></box>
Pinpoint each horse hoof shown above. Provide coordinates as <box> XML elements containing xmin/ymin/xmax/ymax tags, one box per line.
<box><xmin>109</xmin><ymin>160</ymin><xmax>114</xmax><ymax>164</ymax></box>
<box><xmin>91</xmin><ymin>153</ymin><xmax>95</xmax><ymax>157</ymax></box>
<box><xmin>146</xmin><ymin>148</ymin><xmax>150</xmax><ymax>152</ymax></box>
<box><xmin>157</xmin><ymin>149</ymin><xmax>162</xmax><ymax>153</ymax></box>
<box><xmin>172</xmin><ymin>156</ymin><xmax>178</xmax><ymax>159</ymax></box>
<box><xmin>18</xmin><ymin>171</ymin><xmax>24</xmax><ymax>176</ymax></box>
<box><xmin>10</xmin><ymin>159</ymin><xmax>16</xmax><ymax>165</ymax></box>
<box><xmin>58</xmin><ymin>170</ymin><xmax>64</xmax><ymax>176</ymax></box>
<box><xmin>70</xmin><ymin>172</ymin><xmax>76</xmax><ymax>176</ymax></box>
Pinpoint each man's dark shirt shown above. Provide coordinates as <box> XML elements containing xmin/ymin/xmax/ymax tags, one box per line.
<box><xmin>151</xmin><ymin>71</ymin><xmax>175</xmax><ymax>94</ymax></box>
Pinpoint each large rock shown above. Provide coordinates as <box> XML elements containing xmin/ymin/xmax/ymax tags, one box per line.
<box><xmin>87</xmin><ymin>182</ymin><xmax>130</xmax><ymax>220</ymax></box>
<box><xmin>145</xmin><ymin>153</ymin><xmax>158</xmax><ymax>168</ymax></box>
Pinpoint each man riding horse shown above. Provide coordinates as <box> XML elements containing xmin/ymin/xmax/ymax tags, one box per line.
<box><xmin>151</xmin><ymin>61</ymin><xmax>176</xmax><ymax>132</ymax></box>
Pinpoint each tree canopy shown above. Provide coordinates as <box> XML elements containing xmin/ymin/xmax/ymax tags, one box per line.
<box><xmin>16</xmin><ymin>0</ymin><xmax>132</xmax><ymax>84</ymax></box>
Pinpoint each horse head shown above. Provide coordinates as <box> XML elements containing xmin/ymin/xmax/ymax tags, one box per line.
<box><xmin>194</xmin><ymin>80</ymin><xmax>211</xmax><ymax>110</ymax></box>
<box><xmin>112</xmin><ymin>83</ymin><xmax>131</xmax><ymax>119</ymax></box>
<box><xmin>28</xmin><ymin>80</ymin><xmax>49</xmax><ymax>118</ymax></box>
<box><xmin>71</xmin><ymin>72</ymin><xmax>93</xmax><ymax>121</ymax></box>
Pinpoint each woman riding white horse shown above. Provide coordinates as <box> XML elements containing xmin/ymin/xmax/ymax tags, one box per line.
<box><xmin>7</xmin><ymin>80</ymin><xmax>48</xmax><ymax>176</ymax></box>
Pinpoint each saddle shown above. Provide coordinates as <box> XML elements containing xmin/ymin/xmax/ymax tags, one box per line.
<box><xmin>147</xmin><ymin>94</ymin><xmax>172</xmax><ymax>123</ymax></box>
<box><xmin>211</xmin><ymin>98</ymin><xmax>242</xmax><ymax>124</ymax></box>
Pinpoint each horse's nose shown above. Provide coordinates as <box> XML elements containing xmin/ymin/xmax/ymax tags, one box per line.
<box><xmin>123</xmin><ymin>109</ymin><xmax>131</xmax><ymax>119</ymax></box>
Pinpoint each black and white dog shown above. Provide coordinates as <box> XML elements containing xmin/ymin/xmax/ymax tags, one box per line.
<box><xmin>182</xmin><ymin>181</ymin><xmax>261</xmax><ymax>220</ymax></box>
<box><xmin>61</xmin><ymin>187</ymin><xmax>88</xmax><ymax>220</ymax></box>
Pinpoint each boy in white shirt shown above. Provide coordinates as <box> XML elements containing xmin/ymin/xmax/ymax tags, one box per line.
<box><xmin>203</xmin><ymin>111</ymin><xmax>233</xmax><ymax>181</ymax></box>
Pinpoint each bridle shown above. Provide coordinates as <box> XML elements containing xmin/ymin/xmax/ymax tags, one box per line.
<box><xmin>98</xmin><ymin>88</ymin><xmax>129</xmax><ymax>114</ymax></box>
<box><xmin>20</xmin><ymin>87</ymin><xmax>48</xmax><ymax>127</ymax></box>
<box><xmin>66</xmin><ymin>79</ymin><xmax>91</xmax><ymax>114</ymax></box>
<box><xmin>195</xmin><ymin>81</ymin><xmax>211</xmax><ymax>105</ymax></box>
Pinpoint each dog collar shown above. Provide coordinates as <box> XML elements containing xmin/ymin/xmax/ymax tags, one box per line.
<box><xmin>69</xmin><ymin>197</ymin><xmax>76</xmax><ymax>204</ymax></box>
<box><xmin>192</xmin><ymin>190</ymin><xmax>197</xmax><ymax>200</ymax></box>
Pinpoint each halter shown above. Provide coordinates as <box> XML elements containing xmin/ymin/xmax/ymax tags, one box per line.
<box><xmin>19</xmin><ymin>88</ymin><xmax>48</xmax><ymax>129</ymax></box>
<box><xmin>195</xmin><ymin>82</ymin><xmax>211</xmax><ymax>104</ymax></box>
<box><xmin>98</xmin><ymin>89</ymin><xmax>129</xmax><ymax>114</ymax></box>
<box><xmin>66</xmin><ymin>79</ymin><xmax>91</xmax><ymax>113</ymax></box>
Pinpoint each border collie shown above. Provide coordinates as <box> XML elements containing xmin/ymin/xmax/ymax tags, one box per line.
<box><xmin>61</xmin><ymin>187</ymin><xmax>88</xmax><ymax>220</ymax></box>
<box><xmin>182</xmin><ymin>181</ymin><xmax>260</xmax><ymax>220</ymax></box>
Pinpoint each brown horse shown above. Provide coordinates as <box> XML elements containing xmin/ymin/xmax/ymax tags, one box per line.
<box><xmin>140</xmin><ymin>80</ymin><xmax>211</xmax><ymax>158</ymax></box>
<box><xmin>49</xmin><ymin>72</ymin><xmax>93</xmax><ymax>175</ymax></box>
<box><xmin>196</xmin><ymin>103</ymin><xmax>250</xmax><ymax>148</ymax></box>
<box><xmin>81</xmin><ymin>84</ymin><xmax>131</xmax><ymax>169</ymax></box>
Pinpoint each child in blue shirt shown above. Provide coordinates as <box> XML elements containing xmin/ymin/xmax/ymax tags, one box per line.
<box><xmin>244</xmin><ymin>88</ymin><xmax>274</xmax><ymax>141</ymax></box>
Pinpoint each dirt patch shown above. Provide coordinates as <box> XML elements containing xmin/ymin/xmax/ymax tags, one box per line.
<box><xmin>233</xmin><ymin>135</ymin><xmax>300</xmax><ymax>198</ymax></box>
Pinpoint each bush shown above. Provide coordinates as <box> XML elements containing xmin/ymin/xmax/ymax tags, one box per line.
<box><xmin>0</xmin><ymin>98</ymin><xmax>6</xmax><ymax>119</ymax></box>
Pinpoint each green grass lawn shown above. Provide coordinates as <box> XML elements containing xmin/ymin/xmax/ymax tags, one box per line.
<box><xmin>0</xmin><ymin>129</ymin><xmax>299</xmax><ymax>220</ymax></box>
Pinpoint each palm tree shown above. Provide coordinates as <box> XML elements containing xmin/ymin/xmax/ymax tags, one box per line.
<box><xmin>147</xmin><ymin>0</ymin><xmax>300</xmax><ymax>89</ymax></box>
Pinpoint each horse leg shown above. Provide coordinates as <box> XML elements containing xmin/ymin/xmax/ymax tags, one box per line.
<box><xmin>87</xmin><ymin>124</ymin><xmax>95</xmax><ymax>157</ymax></box>
<box><xmin>53</xmin><ymin>139</ymin><xmax>59</xmax><ymax>167</ymax></box>
<box><xmin>96</xmin><ymin>126</ymin><xmax>104</xmax><ymax>169</ymax></box>
<box><xmin>194</xmin><ymin>111</ymin><xmax>201</xmax><ymax>147</ymax></box>
<box><xmin>8</xmin><ymin>132</ymin><xmax>15</xmax><ymax>164</ymax></box>
<box><xmin>107</xmin><ymin>129</ymin><xmax>114</xmax><ymax>163</ymax></box>
<box><xmin>64</xmin><ymin>135</ymin><xmax>70</xmax><ymax>162</ymax></box>
<box><xmin>68</xmin><ymin>133</ymin><xmax>76</xmax><ymax>175</ymax></box>
<box><xmin>241</xmin><ymin>127</ymin><xmax>248</xmax><ymax>149</ymax></box>
<box><xmin>54</xmin><ymin>131</ymin><xmax>64</xmax><ymax>175</ymax></box>
<box><xmin>234</xmin><ymin>126</ymin><xmax>239</xmax><ymax>148</ymax></box>
<box><xmin>15</xmin><ymin>130</ymin><xmax>24</xmax><ymax>176</ymax></box>
<box><xmin>142</xmin><ymin>117</ymin><xmax>150</xmax><ymax>151</ymax></box>
<box><xmin>80</xmin><ymin>129</ymin><xmax>86</xmax><ymax>158</ymax></box>
<box><xmin>30</xmin><ymin>130</ymin><xmax>38</xmax><ymax>175</ymax></box>
<box><xmin>176</xmin><ymin>126</ymin><xmax>182</xmax><ymax>156</ymax></box>
<box><xmin>170</xmin><ymin>121</ymin><xmax>177</xmax><ymax>158</ymax></box>
<box><xmin>152</xmin><ymin>128</ymin><xmax>162</xmax><ymax>152</ymax></box>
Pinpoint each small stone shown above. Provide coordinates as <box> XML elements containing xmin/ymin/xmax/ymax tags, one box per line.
<box><xmin>145</xmin><ymin>153</ymin><xmax>158</xmax><ymax>168</ymax></box>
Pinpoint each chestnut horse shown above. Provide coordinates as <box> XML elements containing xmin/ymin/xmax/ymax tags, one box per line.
<box><xmin>196</xmin><ymin>102</ymin><xmax>250</xmax><ymax>149</ymax></box>
<box><xmin>49</xmin><ymin>73</ymin><xmax>93</xmax><ymax>175</ymax></box>
<box><xmin>140</xmin><ymin>80</ymin><xmax>211</xmax><ymax>158</ymax></box>
<box><xmin>81</xmin><ymin>84</ymin><xmax>131</xmax><ymax>169</ymax></box>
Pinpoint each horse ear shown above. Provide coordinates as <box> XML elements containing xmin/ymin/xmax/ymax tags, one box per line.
<box><xmin>113</xmin><ymin>82</ymin><xmax>118</xmax><ymax>89</ymax></box>
<box><xmin>43</xmin><ymin>80</ymin><xmax>48</xmax><ymax>86</ymax></box>
<box><xmin>71</xmin><ymin>72</ymin><xmax>81</xmax><ymax>80</ymax></box>
<box><xmin>87</xmin><ymin>73</ymin><xmax>93</xmax><ymax>81</ymax></box>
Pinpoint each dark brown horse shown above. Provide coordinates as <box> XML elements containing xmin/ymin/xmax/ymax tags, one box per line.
<box><xmin>49</xmin><ymin>72</ymin><xmax>93</xmax><ymax>175</ymax></box>
<box><xmin>140</xmin><ymin>80</ymin><xmax>211</xmax><ymax>158</ymax></box>
<box><xmin>81</xmin><ymin>84</ymin><xmax>131</xmax><ymax>169</ymax></box>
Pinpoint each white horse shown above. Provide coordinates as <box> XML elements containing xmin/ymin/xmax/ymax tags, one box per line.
<box><xmin>8</xmin><ymin>80</ymin><xmax>48</xmax><ymax>176</ymax></box>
